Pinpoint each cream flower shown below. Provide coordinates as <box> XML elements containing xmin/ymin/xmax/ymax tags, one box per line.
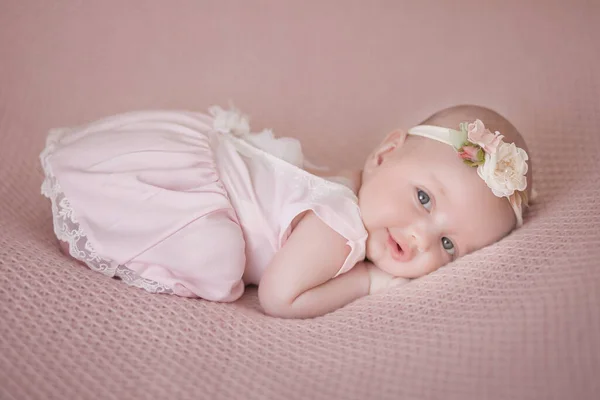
<box><xmin>209</xmin><ymin>105</ymin><xmax>250</xmax><ymax>136</ymax></box>
<box><xmin>477</xmin><ymin>142</ymin><xmax>529</xmax><ymax>198</ymax></box>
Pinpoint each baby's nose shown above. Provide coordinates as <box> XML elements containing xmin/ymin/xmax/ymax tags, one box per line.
<box><xmin>409</xmin><ymin>228</ymin><xmax>434</xmax><ymax>252</ymax></box>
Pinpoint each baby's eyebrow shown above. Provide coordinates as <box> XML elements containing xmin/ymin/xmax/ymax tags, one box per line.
<box><xmin>429</xmin><ymin>173</ymin><xmax>447</xmax><ymax>200</ymax></box>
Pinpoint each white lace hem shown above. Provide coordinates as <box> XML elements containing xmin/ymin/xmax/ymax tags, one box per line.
<box><xmin>40</xmin><ymin>132</ymin><xmax>173</xmax><ymax>295</ymax></box>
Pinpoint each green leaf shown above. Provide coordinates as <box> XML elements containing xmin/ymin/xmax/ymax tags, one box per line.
<box><xmin>476</xmin><ymin>148</ymin><xmax>485</xmax><ymax>163</ymax></box>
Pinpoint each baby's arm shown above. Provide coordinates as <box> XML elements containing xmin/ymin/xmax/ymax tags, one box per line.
<box><xmin>258</xmin><ymin>211</ymin><xmax>370</xmax><ymax>319</ymax></box>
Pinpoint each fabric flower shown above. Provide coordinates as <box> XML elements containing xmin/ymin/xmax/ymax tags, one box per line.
<box><xmin>209</xmin><ymin>105</ymin><xmax>250</xmax><ymax>137</ymax></box>
<box><xmin>467</xmin><ymin>119</ymin><xmax>504</xmax><ymax>154</ymax></box>
<box><xmin>244</xmin><ymin>129</ymin><xmax>305</xmax><ymax>168</ymax></box>
<box><xmin>477</xmin><ymin>142</ymin><xmax>529</xmax><ymax>198</ymax></box>
<box><xmin>458</xmin><ymin>145</ymin><xmax>484</xmax><ymax>166</ymax></box>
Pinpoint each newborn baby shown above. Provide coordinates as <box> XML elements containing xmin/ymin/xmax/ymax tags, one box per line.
<box><xmin>40</xmin><ymin>104</ymin><xmax>532</xmax><ymax>318</ymax></box>
<box><xmin>359</xmin><ymin>105</ymin><xmax>532</xmax><ymax>290</ymax></box>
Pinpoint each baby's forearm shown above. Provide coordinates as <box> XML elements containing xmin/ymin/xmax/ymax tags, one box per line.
<box><xmin>284</xmin><ymin>262</ymin><xmax>370</xmax><ymax>319</ymax></box>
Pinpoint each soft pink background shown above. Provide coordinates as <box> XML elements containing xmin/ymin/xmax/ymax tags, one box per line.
<box><xmin>1</xmin><ymin>1</ymin><xmax>599</xmax><ymax>399</ymax></box>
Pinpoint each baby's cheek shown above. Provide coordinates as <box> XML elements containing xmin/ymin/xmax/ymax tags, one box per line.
<box><xmin>422</xmin><ymin>252</ymin><xmax>447</xmax><ymax>275</ymax></box>
<box><xmin>366</xmin><ymin>231</ymin><xmax>385</xmax><ymax>260</ymax></box>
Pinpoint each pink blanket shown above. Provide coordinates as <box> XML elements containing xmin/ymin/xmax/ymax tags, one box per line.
<box><xmin>1</xmin><ymin>1</ymin><xmax>598</xmax><ymax>399</ymax></box>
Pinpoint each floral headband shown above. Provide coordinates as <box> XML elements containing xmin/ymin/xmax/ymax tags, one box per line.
<box><xmin>407</xmin><ymin>120</ymin><xmax>530</xmax><ymax>227</ymax></box>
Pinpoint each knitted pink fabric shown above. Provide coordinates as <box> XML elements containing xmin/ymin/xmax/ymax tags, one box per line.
<box><xmin>1</xmin><ymin>1</ymin><xmax>598</xmax><ymax>399</ymax></box>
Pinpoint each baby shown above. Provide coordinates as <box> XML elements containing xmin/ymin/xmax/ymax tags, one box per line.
<box><xmin>40</xmin><ymin>104</ymin><xmax>532</xmax><ymax>318</ymax></box>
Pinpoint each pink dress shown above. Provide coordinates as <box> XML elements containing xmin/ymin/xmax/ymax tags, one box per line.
<box><xmin>40</xmin><ymin>107</ymin><xmax>368</xmax><ymax>302</ymax></box>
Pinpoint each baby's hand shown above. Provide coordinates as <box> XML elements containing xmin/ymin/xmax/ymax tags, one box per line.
<box><xmin>366</xmin><ymin>263</ymin><xmax>410</xmax><ymax>294</ymax></box>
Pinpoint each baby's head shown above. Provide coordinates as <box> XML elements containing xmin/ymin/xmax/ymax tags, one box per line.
<box><xmin>359</xmin><ymin>105</ymin><xmax>532</xmax><ymax>278</ymax></box>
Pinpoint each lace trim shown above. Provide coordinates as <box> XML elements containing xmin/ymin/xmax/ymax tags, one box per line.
<box><xmin>40</xmin><ymin>136</ymin><xmax>172</xmax><ymax>294</ymax></box>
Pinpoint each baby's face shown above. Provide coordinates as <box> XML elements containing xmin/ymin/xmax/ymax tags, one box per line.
<box><xmin>359</xmin><ymin>130</ymin><xmax>516</xmax><ymax>278</ymax></box>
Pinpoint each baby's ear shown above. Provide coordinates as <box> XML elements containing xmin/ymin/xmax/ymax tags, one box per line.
<box><xmin>370</xmin><ymin>129</ymin><xmax>408</xmax><ymax>166</ymax></box>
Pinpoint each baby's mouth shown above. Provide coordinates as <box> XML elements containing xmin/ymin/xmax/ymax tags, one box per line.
<box><xmin>387</xmin><ymin>229</ymin><xmax>412</xmax><ymax>262</ymax></box>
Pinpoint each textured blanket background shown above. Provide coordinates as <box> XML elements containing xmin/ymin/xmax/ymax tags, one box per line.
<box><xmin>1</xmin><ymin>1</ymin><xmax>599</xmax><ymax>399</ymax></box>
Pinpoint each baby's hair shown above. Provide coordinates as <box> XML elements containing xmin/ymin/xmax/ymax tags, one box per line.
<box><xmin>419</xmin><ymin>105</ymin><xmax>533</xmax><ymax>202</ymax></box>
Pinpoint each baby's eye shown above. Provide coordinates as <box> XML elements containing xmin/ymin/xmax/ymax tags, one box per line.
<box><xmin>417</xmin><ymin>189</ymin><xmax>432</xmax><ymax>211</ymax></box>
<box><xmin>441</xmin><ymin>237</ymin><xmax>455</xmax><ymax>256</ymax></box>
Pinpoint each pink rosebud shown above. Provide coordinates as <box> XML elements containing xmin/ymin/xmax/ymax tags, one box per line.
<box><xmin>459</xmin><ymin>145</ymin><xmax>481</xmax><ymax>162</ymax></box>
<box><xmin>467</xmin><ymin>119</ymin><xmax>504</xmax><ymax>154</ymax></box>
